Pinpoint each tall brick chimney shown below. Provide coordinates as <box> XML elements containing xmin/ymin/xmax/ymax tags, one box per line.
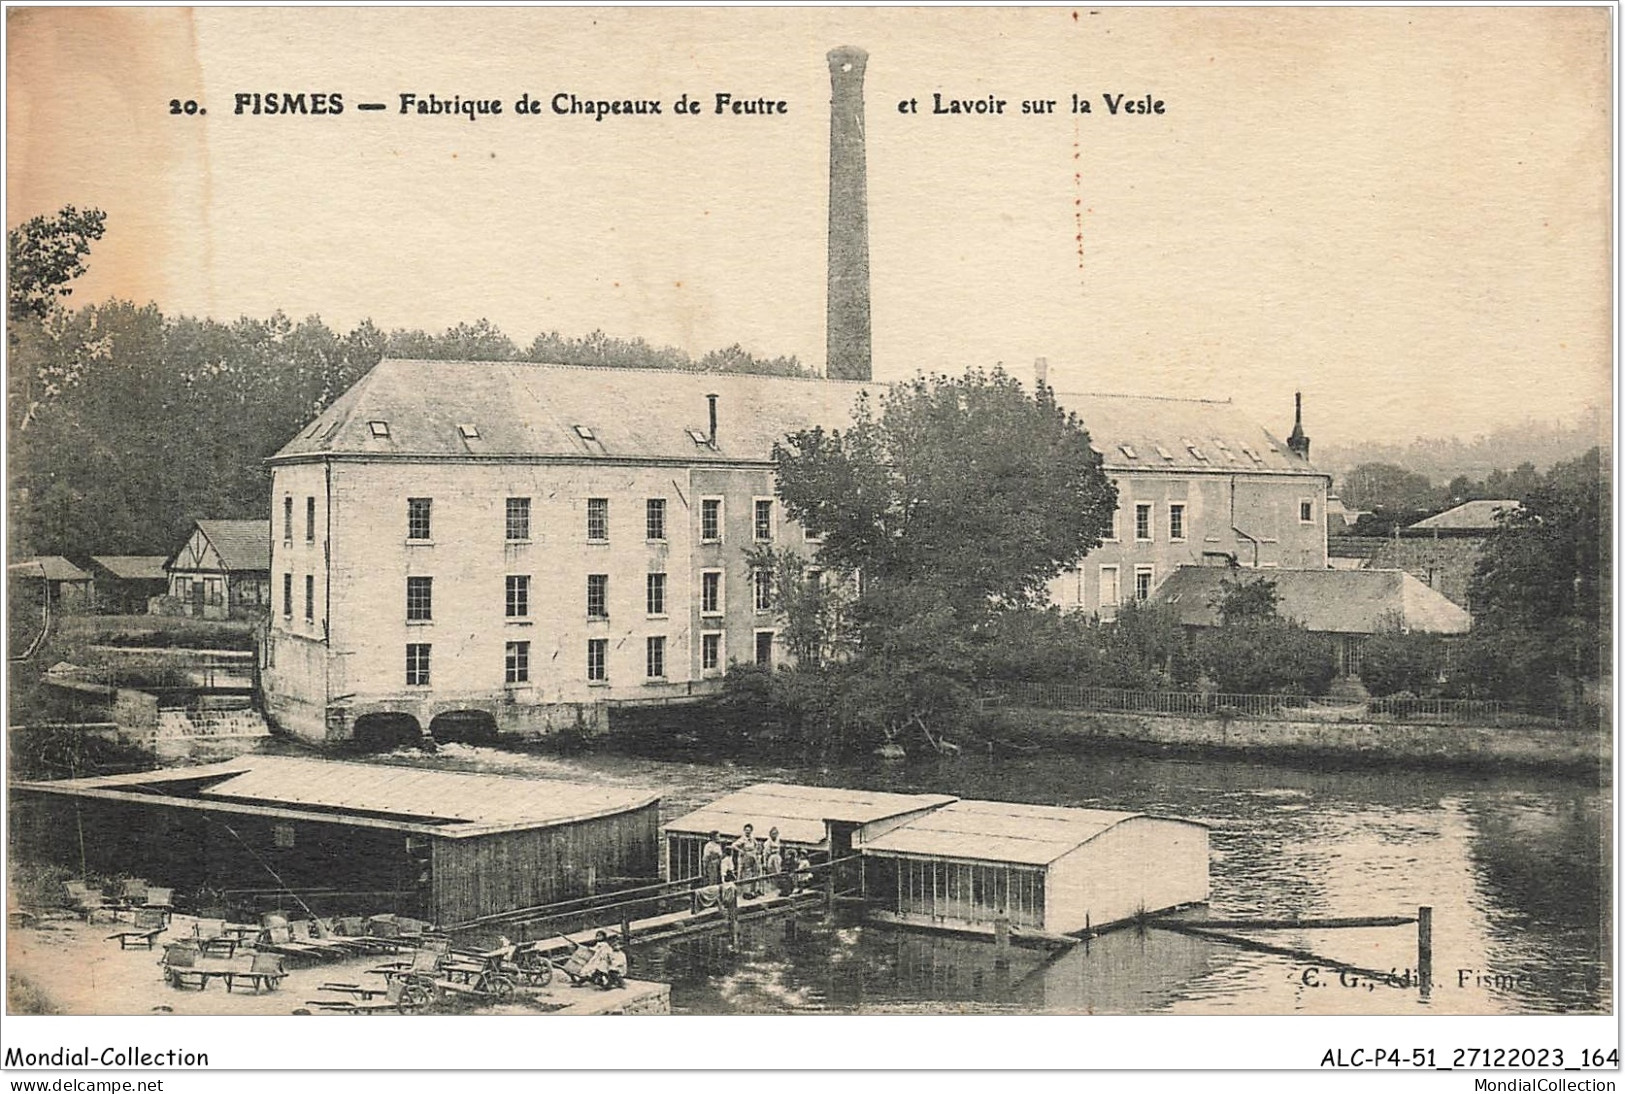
<box><xmin>826</xmin><ymin>45</ymin><xmax>872</xmax><ymax>382</ymax></box>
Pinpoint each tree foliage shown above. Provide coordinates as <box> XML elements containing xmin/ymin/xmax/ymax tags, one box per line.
<box><xmin>8</xmin><ymin>205</ymin><xmax>106</xmax><ymax>324</ymax></box>
<box><xmin>1210</xmin><ymin>575</ymin><xmax>1281</xmax><ymax>625</ymax></box>
<box><xmin>1465</xmin><ymin>447</ymin><xmax>1609</xmax><ymax>699</ymax></box>
<box><xmin>6</xmin><ymin>211</ymin><xmax>811</xmax><ymax>560</ymax></box>
<box><xmin>735</xmin><ymin>368</ymin><xmax>1118</xmax><ymax>750</ymax></box>
<box><xmin>774</xmin><ymin>368</ymin><xmax>1116</xmax><ymax>616</ymax></box>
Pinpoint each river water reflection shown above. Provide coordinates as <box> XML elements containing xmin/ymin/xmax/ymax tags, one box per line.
<box><xmin>350</xmin><ymin>739</ymin><xmax>1610</xmax><ymax>1015</ymax></box>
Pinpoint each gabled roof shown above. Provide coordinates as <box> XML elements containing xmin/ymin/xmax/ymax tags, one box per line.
<box><xmin>863</xmin><ymin>800</ymin><xmax>1203</xmax><ymax>866</ymax></box>
<box><xmin>1052</xmin><ymin>391</ymin><xmax>1320</xmax><ymax>476</ymax></box>
<box><xmin>663</xmin><ymin>782</ymin><xmax>958</xmax><ymax>845</ymax></box>
<box><xmin>90</xmin><ymin>555</ymin><xmax>170</xmax><ymax>580</ymax></box>
<box><xmin>268</xmin><ymin>358</ymin><xmax>1324</xmax><ymax>480</ymax></box>
<box><xmin>1149</xmin><ymin>566</ymin><xmax>1471</xmax><ymax>635</ymax></box>
<box><xmin>15</xmin><ymin>756</ymin><xmax>660</xmax><ymax>839</ymax></box>
<box><xmin>1407</xmin><ymin>499</ymin><xmax>1520</xmax><ymax>532</ymax></box>
<box><xmin>8</xmin><ymin>556</ymin><xmax>91</xmax><ymax>582</ymax></box>
<box><xmin>184</xmin><ymin>520</ymin><xmax>271</xmax><ymax>573</ymax></box>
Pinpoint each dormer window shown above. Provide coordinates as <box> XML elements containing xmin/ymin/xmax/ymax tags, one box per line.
<box><xmin>687</xmin><ymin>429</ymin><xmax>711</xmax><ymax>445</ymax></box>
<box><xmin>458</xmin><ymin>423</ymin><xmax>480</xmax><ymax>439</ymax></box>
<box><xmin>368</xmin><ymin>421</ymin><xmax>390</xmax><ymax>438</ymax></box>
<box><xmin>574</xmin><ymin>425</ymin><xmax>596</xmax><ymax>441</ymax></box>
<box><xmin>1188</xmin><ymin>445</ymin><xmax>1208</xmax><ymax>462</ymax></box>
<box><xmin>1119</xmin><ymin>445</ymin><xmax>1138</xmax><ymax>460</ymax></box>
<box><xmin>1154</xmin><ymin>445</ymin><xmax>1173</xmax><ymax>460</ymax></box>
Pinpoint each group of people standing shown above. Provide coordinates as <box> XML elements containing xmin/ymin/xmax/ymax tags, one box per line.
<box><xmin>699</xmin><ymin>824</ymin><xmax>813</xmax><ymax>904</ymax></box>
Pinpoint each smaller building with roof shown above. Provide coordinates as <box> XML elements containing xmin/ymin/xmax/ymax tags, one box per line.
<box><xmin>8</xmin><ymin>556</ymin><xmax>94</xmax><ymax>613</ymax></box>
<box><xmin>1366</xmin><ymin>499</ymin><xmax>1520</xmax><ymax>614</ymax></box>
<box><xmin>1150</xmin><ymin>565</ymin><xmax>1472</xmax><ymax>677</ymax></box>
<box><xmin>88</xmin><ymin>555</ymin><xmax>170</xmax><ymax>614</ymax></box>
<box><xmin>861</xmin><ymin>801</ymin><xmax>1209</xmax><ymax>936</ymax></box>
<box><xmin>166</xmin><ymin>519</ymin><xmax>271</xmax><ymax>619</ymax></box>
<box><xmin>662</xmin><ymin>782</ymin><xmax>957</xmax><ymax>881</ymax></box>
<box><xmin>10</xmin><ymin>755</ymin><xmax>660</xmax><ymax>926</ymax></box>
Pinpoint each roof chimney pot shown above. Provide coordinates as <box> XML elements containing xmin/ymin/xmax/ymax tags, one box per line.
<box><xmin>707</xmin><ymin>393</ymin><xmax>719</xmax><ymax>447</ymax></box>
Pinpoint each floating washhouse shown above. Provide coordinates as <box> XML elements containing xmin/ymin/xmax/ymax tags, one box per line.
<box><xmin>11</xmin><ymin>756</ymin><xmax>660</xmax><ymax>927</ymax></box>
<box><xmin>662</xmin><ymin>782</ymin><xmax>957</xmax><ymax>881</ymax></box>
<box><xmin>861</xmin><ymin>801</ymin><xmax>1209</xmax><ymax>937</ymax></box>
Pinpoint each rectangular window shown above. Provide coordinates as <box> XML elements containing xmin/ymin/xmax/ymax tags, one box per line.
<box><xmin>305</xmin><ymin>497</ymin><xmax>316</xmax><ymax>543</ymax></box>
<box><xmin>646</xmin><ymin>572</ymin><xmax>667</xmax><ymax>616</ymax></box>
<box><xmin>701</xmin><ymin>570</ymin><xmax>723</xmax><ymax>615</ymax></box>
<box><xmin>755</xmin><ymin>630</ymin><xmax>775</xmax><ymax>667</ymax></box>
<box><xmin>1169</xmin><ymin>503</ymin><xmax>1186</xmax><ymax>542</ymax></box>
<box><xmin>700</xmin><ymin>498</ymin><xmax>722</xmax><ymax>542</ymax></box>
<box><xmin>646</xmin><ymin>498</ymin><xmax>666</xmax><ymax>541</ymax></box>
<box><xmin>407</xmin><ymin>498</ymin><xmax>432</xmax><ymax>541</ymax></box>
<box><xmin>406</xmin><ymin>576</ymin><xmax>432</xmax><ymax>621</ymax></box>
<box><xmin>505</xmin><ymin>640</ymin><xmax>530</xmax><ymax>684</ymax></box>
<box><xmin>586</xmin><ymin>638</ymin><xmax>607</xmax><ymax>682</ymax></box>
<box><xmin>273</xmin><ymin>824</ymin><xmax>296</xmax><ymax>850</ymax></box>
<box><xmin>506</xmin><ymin>497</ymin><xmax>531</xmax><ymax>541</ymax></box>
<box><xmin>1135</xmin><ymin>565</ymin><xmax>1155</xmax><ymax>602</ymax></box>
<box><xmin>754</xmin><ymin>499</ymin><xmax>774</xmax><ymax>542</ymax></box>
<box><xmin>506</xmin><ymin>575</ymin><xmax>529</xmax><ymax>618</ymax></box>
<box><xmin>586</xmin><ymin>497</ymin><xmax>609</xmax><ymax>541</ymax></box>
<box><xmin>1100</xmin><ymin>565</ymin><xmax>1120</xmax><ymax>607</ymax></box>
<box><xmin>1135</xmin><ymin>503</ymin><xmax>1153</xmax><ymax>542</ymax></box>
<box><xmin>282</xmin><ymin>573</ymin><xmax>293</xmax><ymax>618</ymax></box>
<box><xmin>406</xmin><ymin>643</ymin><xmax>431</xmax><ymax>686</ymax></box>
<box><xmin>1300</xmin><ymin>499</ymin><xmax>1315</xmax><ymax>524</ymax></box>
<box><xmin>646</xmin><ymin>635</ymin><xmax>666</xmax><ymax>679</ymax></box>
<box><xmin>753</xmin><ymin>567</ymin><xmax>773</xmax><ymax>612</ymax></box>
<box><xmin>304</xmin><ymin>575</ymin><xmax>314</xmax><ymax>621</ymax></box>
<box><xmin>702</xmin><ymin>631</ymin><xmax>722</xmax><ymax>673</ymax></box>
<box><xmin>1106</xmin><ymin>504</ymin><xmax>1120</xmax><ymax>542</ymax></box>
<box><xmin>586</xmin><ymin>574</ymin><xmax>608</xmax><ymax>619</ymax></box>
<box><xmin>283</xmin><ymin>496</ymin><xmax>294</xmax><ymax>543</ymax></box>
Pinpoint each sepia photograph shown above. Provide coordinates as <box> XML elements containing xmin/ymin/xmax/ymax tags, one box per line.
<box><xmin>2</xmin><ymin>4</ymin><xmax>1615</xmax><ymax>1078</ymax></box>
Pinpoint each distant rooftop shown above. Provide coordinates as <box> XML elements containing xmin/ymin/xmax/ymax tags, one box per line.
<box><xmin>1150</xmin><ymin>566</ymin><xmax>1471</xmax><ymax>635</ymax></box>
<box><xmin>1408</xmin><ymin>499</ymin><xmax>1520</xmax><ymax>533</ymax></box>
<box><xmin>90</xmin><ymin>555</ymin><xmax>169</xmax><ymax>580</ymax></box>
<box><xmin>183</xmin><ymin>520</ymin><xmax>271</xmax><ymax>573</ymax></box>
<box><xmin>8</xmin><ymin>556</ymin><xmax>91</xmax><ymax>582</ymax></box>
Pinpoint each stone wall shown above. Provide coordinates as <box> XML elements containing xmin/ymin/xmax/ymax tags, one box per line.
<box><xmin>1009</xmin><ymin>707</ymin><xmax>1605</xmax><ymax>772</ymax></box>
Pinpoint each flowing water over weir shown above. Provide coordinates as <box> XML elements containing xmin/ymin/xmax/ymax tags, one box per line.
<box><xmin>296</xmin><ymin>738</ymin><xmax>1609</xmax><ymax>1015</ymax></box>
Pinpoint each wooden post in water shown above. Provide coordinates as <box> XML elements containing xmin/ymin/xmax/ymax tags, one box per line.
<box><xmin>994</xmin><ymin>913</ymin><xmax>1010</xmax><ymax>950</ymax></box>
<box><xmin>1417</xmin><ymin>906</ymin><xmax>1432</xmax><ymax>997</ymax></box>
<box><xmin>586</xmin><ymin>865</ymin><xmax>597</xmax><ymax>897</ymax></box>
<box><xmin>621</xmin><ymin>914</ymin><xmax>632</xmax><ymax>948</ymax></box>
<box><xmin>824</xmin><ymin>858</ymin><xmax>836</xmax><ymax>916</ymax></box>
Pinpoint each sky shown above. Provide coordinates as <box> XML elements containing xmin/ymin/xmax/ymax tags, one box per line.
<box><xmin>6</xmin><ymin>7</ymin><xmax>1613</xmax><ymax>448</ymax></box>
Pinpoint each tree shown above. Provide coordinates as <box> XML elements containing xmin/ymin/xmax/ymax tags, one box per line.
<box><xmin>1338</xmin><ymin>462</ymin><xmax>1441</xmax><ymax>512</ymax></box>
<box><xmin>1359</xmin><ymin>626</ymin><xmax>1448</xmax><ymax>697</ymax></box>
<box><xmin>1466</xmin><ymin>448</ymin><xmax>1609</xmax><ymax>701</ymax></box>
<box><xmin>8</xmin><ymin>206</ymin><xmax>106</xmax><ymax>324</ymax></box>
<box><xmin>753</xmin><ymin>368</ymin><xmax>1118</xmax><ymax>748</ymax></box>
<box><xmin>1210</xmin><ymin>575</ymin><xmax>1280</xmax><ymax>625</ymax></box>
<box><xmin>775</xmin><ymin>368</ymin><xmax>1117</xmax><ymax>617</ymax></box>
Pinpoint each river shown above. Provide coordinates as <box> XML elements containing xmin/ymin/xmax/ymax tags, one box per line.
<box><xmin>329</xmin><ymin>737</ymin><xmax>1610</xmax><ymax>1016</ymax></box>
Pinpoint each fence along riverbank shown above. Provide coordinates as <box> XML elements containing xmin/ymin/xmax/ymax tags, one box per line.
<box><xmin>992</xmin><ymin>683</ymin><xmax>1606</xmax><ymax>773</ymax></box>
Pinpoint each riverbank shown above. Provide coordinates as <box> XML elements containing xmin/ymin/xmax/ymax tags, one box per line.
<box><xmin>6</xmin><ymin>910</ymin><xmax>668</xmax><ymax>1016</ymax></box>
<box><xmin>993</xmin><ymin>706</ymin><xmax>1609</xmax><ymax>776</ymax></box>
